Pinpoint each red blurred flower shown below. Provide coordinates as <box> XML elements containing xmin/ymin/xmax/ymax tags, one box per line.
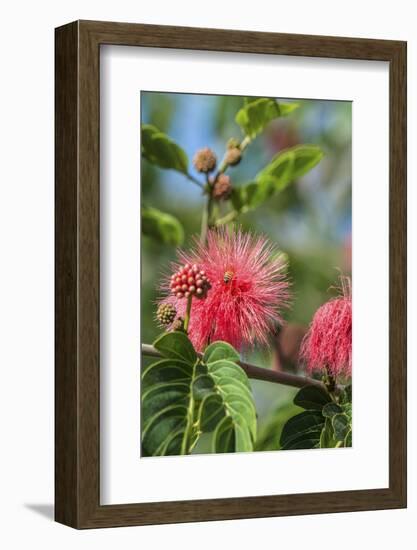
<box><xmin>300</xmin><ymin>277</ymin><xmax>352</xmax><ymax>379</ymax></box>
<box><xmin>159</xmin><ymin>228</ymin><xmax>290</xmax><ymax>351</ymax></box>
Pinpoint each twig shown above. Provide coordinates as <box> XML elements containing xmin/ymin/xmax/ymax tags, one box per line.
<box><xmin>185</xmin><ymin>173</ymin><xmax>205</xmax><ymax>189</ymax></box>
<box><xmin>200</xmin><ymin>194</ymin><xmax>213</xmax><ymax>243</ymax></box>
<box><xmin>141</xmin><ymin>343</ymin><xmax>326</xmax><ymax>390</ymax></box>
<box><xmin>183</xmin><ymin>295</ymin><xmax>193</xmax><ymax>332</ymax></box>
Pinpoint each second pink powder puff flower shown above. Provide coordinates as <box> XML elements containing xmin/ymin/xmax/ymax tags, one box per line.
<box><xmin>300</xmin><ymin>276</ymin><xmax>352</xmax><ymax>379</ymax></box>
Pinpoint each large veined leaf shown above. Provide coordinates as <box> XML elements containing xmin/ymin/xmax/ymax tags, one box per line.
<box><xmin>293</xmin><ymin>384</ymin><xmax>332</xmax><ymax>411</ymax></box>
<box><xmin>142</xmin><ymin>205</ymin><xmax>184</xmax><ymax>246</ymax></box>
<box><xmin>235</xmin><ymin>98</ymin><xmax>299</xmax><ymax>138</ymax></box>
<box><xmin>141</xmin><ymin>332</ymin><xmax>197</xmax><ymax>456</ymax></box>
<box><xmin>141</xmin><ymin>124</ymin><xmax>188</xmax><ymax>173</ymax></box>
<box><xmin>280</xmin><ymin>410</ymin><xmax>324</xmax><ymax>450</ymax></box>
<box><xmin>141</xmin><ymin>335</ymin><xmax>257</xmax><ymax>456</ymax></box>
<box><xmin>198</xmin><ymin>342</ymin><xmax>257</xmax><ymax>453</ymax></box>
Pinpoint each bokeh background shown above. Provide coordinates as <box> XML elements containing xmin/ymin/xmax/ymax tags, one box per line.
<box><xmin>141</xmin><ymin>91</ymin><xmax>351</xmax><ymax>452</ymax></box>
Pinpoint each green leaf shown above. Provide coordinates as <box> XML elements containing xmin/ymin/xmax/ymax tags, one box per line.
<box><xmin>213</xmin><ymin>416</ymin><xmax>236</xmax><ymax>453</ymax></box>
<box><xmin>280</xmin><ymin>410</ymin><xmax>324</xmax><ymax>450</ymax></box>
<box><xmin>154</xmin><ymin>331</ymin><xmax>197</xmax><ymax>364</ymax></box>
<box><xmin>239</xmin><ymin>180</ymin><xmax>274</xmax><ymax>212</ymax></box>
<box><xmin>141</xmin><ymin>124</ymin><xmax>188</xmax><ymax>173</ymax></box>
<box><xmin>344</xmin><ymin>429</ymin><xmax>352</xmax><ymax>447</ymax></box>
<box><xmin>281</xmin><ymin>383</ymin><xmax>352</xmax><ymax>451</ymax></box>
<box><xmin>341</xmin><ymin>384</ymin><xmax>352</xmax><ymax>404</ymax></box>
<box><xmin>203</xmin><ymin>341</ymin><xmax>240</xmax><ymax>364</ymax></box>
<box><xmin>142</xmin><ymin>338</ymin><xmax>257</xmax><ymax>456</ymax></box>
<box><xmin>254</xmin><ymin>402</ymin><xmax>303</xmax><ymax>451</ymax></box>
<box><xmin>332</xmin><ymin>413</ymin><xmax>350</xmax><ymax>441</ymax></box>
<box><xmin>257</xmin><ymin>145</ymin><xmax>324</xmax><ymax>192</ymax></box>
<box><xmin>197</xmin><ymin>356</ymin><xmax>257</xmax><ymax>453</ymax></box>
<box><xmin>230</xmin><ymin>186</ymin><xmax>247</xmax><ymax>212</ymax></box>
<box><xmin>342</xmin><ymin>401</ymin><xmax>352</xmax><ymax>422</ymax></box>
<box><xmin>141</xmin><ymin>358</ymin><xmax>191</xmax><ymax>391</ymax></box>
<box><xmin>141</xmin><ymin>375</ymin><xmax>193</xmax><ymax>456</ymax></box>
<box><xmin>294</xmin><ymin>385</ymin><xmax>332</xmax><ymax>411</ymax></box>
<box><xmin>142</xmin><ymin>333</ymin><xmax>197</xmax><ymax>457</ymax></box>
<box><xmin>244</xmin><ymin>96</ymin><xmax>263</xmax><ymax>105</ymax></box>
<box><xmin>319</xmin><ymin>417</ymin><xmax>338</xmax><ymax>448</ymax></box>
<box><xmin>198</xmin><ymin>393</ymin><xmax>225</xmax><ymax>432</ymax></box>
<box><xmin>322</xmin><ymin>402</ymin><xmax>343</xmax><ymax>418</ymax></box>
<box><xmin>197</xmin><ymin>341</ymin><xmax>256</xmax><ymax>453</ymax></box>
<box><xmin>231</xmin><ymin>177</ymin><xmax>284</xmax><ymax>214</ymax></box>
<box><xmin>230</xmin><ymin>145</ymin><xmax>324</xmax><ymax>215</ymax></box>
<box><xmin>235</xmin><ymin>98</ymin><xmax>299</xmax><ymax>138</ymax></box>
<box><xmin>142</xmin><ymin>206</ymin><xmax>184</xmax><ymax>246</ymax></box>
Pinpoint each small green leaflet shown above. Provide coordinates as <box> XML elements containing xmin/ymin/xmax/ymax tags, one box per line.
<box><xmin>142</xmin><ymin>206</ymin><xmax>184</xmax><ymax>246</ymax></box>
<box><xmin>257</xmin><ymin>145</ymin><xmax>324</xmax><ymax>190</ymax></box>
<box><xmin>154</xmin><ymin>331</ymin><xmax>198</xmax><ymax>364</ymax></box>
<box><xmin>230</xmin><ymin>145</ymin><xmax>324</xmax><ymax>214</ymax></box>
<box><xmin>141</xmin><ymin>124</ymin><xmax>188</xmax><ymax>174</ymax></box>
<box><xmin>280</xmin><ymin>410</ymin><xmax>324</xmax><ymax>450</ymax></box>
<box><xmin>293</xmin><ymin>384</ymin><xmax>332</xmax><ymax>410</ymax></box>
<box><xmin>235</xmin><ymin>98</ymin><xmax>299</xmax><ymax>138</ymax></box>
<box><xmin>280</xmin><ymin>383</ymin><xmax>352</xmax><ymax>450</ymax></box>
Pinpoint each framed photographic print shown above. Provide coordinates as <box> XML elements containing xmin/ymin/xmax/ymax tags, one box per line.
<box><xmin>55</xmin><ymin>20</ymin><xmax>407</xmax><ymax>528</ymax></box>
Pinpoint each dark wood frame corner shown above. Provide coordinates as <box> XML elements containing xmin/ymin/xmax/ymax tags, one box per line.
<box><xmin>55</xmin><ymin>20</ymin><xmax>407</xmax><ymax>529</ymax></box>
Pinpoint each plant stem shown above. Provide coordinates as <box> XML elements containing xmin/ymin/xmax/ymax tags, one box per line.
<box><xmin>185</xmin><ymin>172</ymin><xmax>204</xmax><ymax>189</ymax></box>
<box><xmin>141</xmin><ymin>343</ymin><xmax>340</xmax><ymax>391</ymax></box>
<box><xmin>181</xmin><ymin>359</ymin><xmax>197</xmax><ymax>455</ymax></box>
<box><xmin>200</xmin><ymin>198</ymin><xmax>209</xmax><ymax>242</ymax></box>
<box><xmin>240</xmin><ymin>135</ymin><xmax>251</xmax><ymax>152</ymax></box>
<box><xmin>200</xmin><ymin>193</ymin><xmax>213</xmax><ymax>243</ymax></box>
<box><xmin>183</xmin><ymin>294</ymin><xmax>193</xmax><ymax>333</ymax></box>
<box><xmin>210</xmin><ymin>135</ymin><xmax>252</xmax><ymax>228</ymax></box>
<box><xmin>323</xmin><ymin>367</ymin><xmax>338</xmax><ymax>402</ymax></box>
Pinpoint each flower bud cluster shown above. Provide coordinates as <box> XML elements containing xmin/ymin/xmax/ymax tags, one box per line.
<box><xmin>170</xmin><ymin>263</ymin><xmax>211</xmax><ymax>299</ymax></box>
<box><xmin>156</xmin><ymin>303</ymin><xmax>177</xmax><ymax>326</ymax></box>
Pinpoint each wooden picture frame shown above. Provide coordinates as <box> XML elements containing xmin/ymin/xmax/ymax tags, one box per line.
<box><xmin>55</xmin><ymin>20</ymin><xmax>407</xmax><ymax>529</ymax></box>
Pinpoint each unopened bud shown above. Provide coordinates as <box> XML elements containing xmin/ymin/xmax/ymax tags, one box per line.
<box><xmin>225</xmin><ymin>147</ymin><xmax>241</xmax><ymax>166</ymax></box>
<box><xmin>226</xmin><ymin>137</ymin><xmax>240</xmax><ymax>149</ymax></box>
<box><xmin>171</xmin><ymin>317</ymin><xmax>185</xmax><ymax>332</ymax></box>
<box><xmin>193</xmin><ymin>147</ymin><xmax>217</xmax><ymax>173</ymax></box>
<box><xmin>213</xmin><ymin>174</ymin><xmax>232</xmax><ymax>201</ymax></box>
<box><xmin>156</xmin><ymin>303</ymin><xmax>177</xmax><ymax>326</ymax></box>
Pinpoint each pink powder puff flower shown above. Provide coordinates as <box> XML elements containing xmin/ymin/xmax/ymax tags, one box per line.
<box><xmin>159</xmin><ymin>228</ymin><xmax>290</xmax><ymax>352</ymax></box>
<box><xmin>300</xmin><ymin>277</ymin><xmax>352</xmax><ymax>379</ymax></box>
